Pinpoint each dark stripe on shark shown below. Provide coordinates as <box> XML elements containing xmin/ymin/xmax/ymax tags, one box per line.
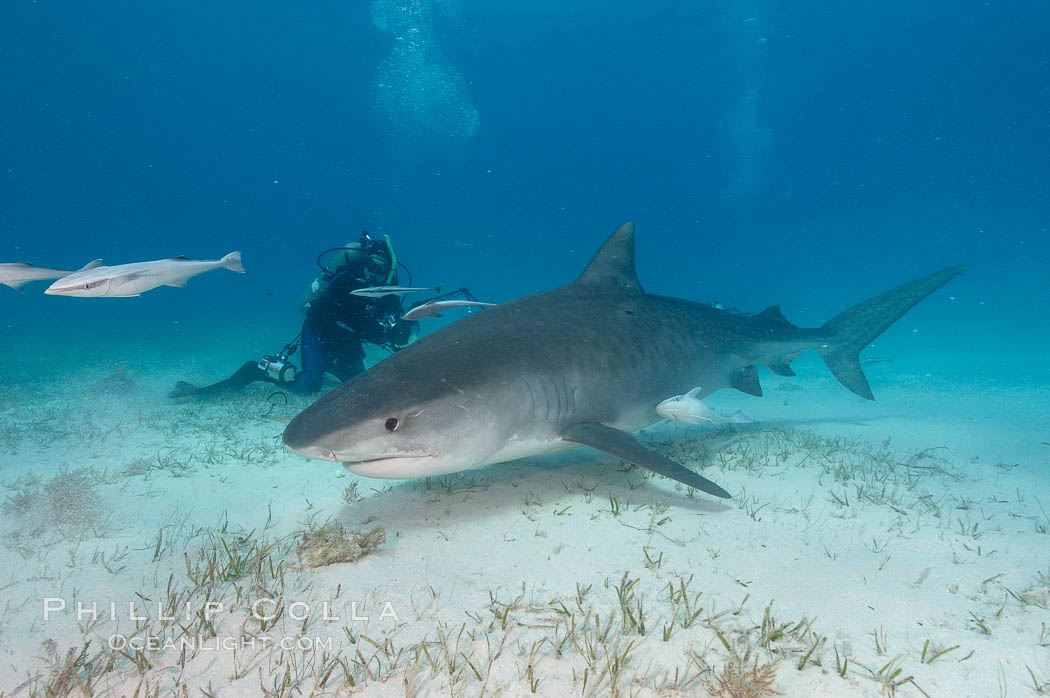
<box><xmin>560</xmin><ymin>422</ymin><xmax>732</xmax><ymax>498</ymax></box>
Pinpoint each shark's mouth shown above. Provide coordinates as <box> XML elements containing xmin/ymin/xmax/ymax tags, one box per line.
<box><xmin>340</xmin><ymin>455</ymin><xmax>435</xmax><ymax>479</ymax></box>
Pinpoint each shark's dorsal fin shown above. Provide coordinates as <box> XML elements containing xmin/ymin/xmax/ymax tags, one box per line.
<box><xmin>756</xmin><ymin>305</ymin><xmax>792</xmax><ymax>326</ymax></box>
<box><xmin>574</xmin><ymin>221</ymin><xmax>644</xmax><ymax>294</ymax></box>
<box><xmin>78</xmin><ymin>259</ymin><xmax>104</xmax><ymax>272</ymax></box>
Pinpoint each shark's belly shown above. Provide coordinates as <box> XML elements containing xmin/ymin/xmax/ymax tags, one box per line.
<box><xmin>485</xmin><ymin>435</ymin><xmax>576</xmax><ymax>467</ymax></box>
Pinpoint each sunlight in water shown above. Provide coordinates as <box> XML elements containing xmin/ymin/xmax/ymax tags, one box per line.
<box><xmin>371</xmin><ymin>0</ymin><xmax>480</xmax><ymax>150</ymax></box>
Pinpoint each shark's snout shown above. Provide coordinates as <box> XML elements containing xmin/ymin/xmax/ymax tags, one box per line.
<box><xmin>283</xmin><ymin>411</ymin><xmax>442</xmax><ymax>477</ymax></box>
<box><xmin>281</xmin><ymin>413</ymin><xmax>334</xmax><ymax>459</ymax></box>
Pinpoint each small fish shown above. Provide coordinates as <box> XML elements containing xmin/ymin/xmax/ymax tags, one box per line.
<box><xmin>350</xmin><ymin>285</ymin><xmax>440</xmax><ymax>298</ymax></box>
<box><xmin>453</xmin><ymin>241</ymin><xmax>487</xmax><ymax>251</ymax></box>
<box><xmin>0</xmin><ymin>259</ymin><xmax>103</xmax><ymax>291</ymax></box>
<box><xmin>44</xmin><ymin>252</ymin><xmax>244</xmax><ymax>298</ymax></box>
<box><xmin>656</xmin><ymin>388</ymin><xmax>755</xmax><ymax>425</ymax></box>
<box><xmin>402</xmin><ymin>299</ymin><xmax>495</xmax><ymax>321</ymax></box>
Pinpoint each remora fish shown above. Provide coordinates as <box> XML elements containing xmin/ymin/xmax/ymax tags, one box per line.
<box><xmin>402</xmin><ymin>299</ymin><xmax>496</xmax><ymax>321</ymax></box>
<box><xmin>656</xmin><ymin>388</ymin><xmax>754</xmax><ymax>425</ymax></box>
<box><xmin>350</xmin><ymin>285</ymin><xmax>441</xmax><ymax>298</ymax></box>
<box><xmin>283</xmin><ymin>222</ymin><xmax>966</xmax><ymax>499</ymax></box>
<box><xmin>44</xmin><ymin>252</ymin><xmax>244</xmax><ymax>297</ymax></box>
<box><xmin>0</xmin><ymin>259</ymin><xmax>103</xmax><ymax>291</ymax></box>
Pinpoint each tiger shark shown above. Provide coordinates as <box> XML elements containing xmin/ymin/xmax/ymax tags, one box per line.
<box><xmin>283</xmin><ymin>222</ymin><xmax>966</xmax><ymax>498</ymax></box>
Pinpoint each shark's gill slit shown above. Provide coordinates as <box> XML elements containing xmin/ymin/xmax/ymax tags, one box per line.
<box><xmin>524</xmin><ymin>377</ymin><xmax>538</xmax><ymax>420</ymax></box>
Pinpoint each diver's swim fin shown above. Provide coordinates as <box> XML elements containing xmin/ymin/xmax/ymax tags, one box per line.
<box><xmin>168</xmin><ymin>361</ymin><xmax>272</xmax><ymax>400</ymax></box>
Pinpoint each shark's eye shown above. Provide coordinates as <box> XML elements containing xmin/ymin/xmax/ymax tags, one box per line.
<box><xmin>384</xmin><ymin>417</ymin><xmax>400</xmax><ymax>432</ymax></box>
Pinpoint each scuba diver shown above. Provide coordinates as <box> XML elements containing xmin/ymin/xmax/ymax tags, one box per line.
<box><xmin>169</xmin><ymin>231</ymin><xmax>474</xmax><ymax>399</ymax></box>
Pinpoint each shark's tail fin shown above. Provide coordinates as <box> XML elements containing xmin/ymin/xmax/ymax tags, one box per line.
<box><xmin>817</xmin><ymin>265</ymin><xmax>968</xmax><ymax>400</ymax></box>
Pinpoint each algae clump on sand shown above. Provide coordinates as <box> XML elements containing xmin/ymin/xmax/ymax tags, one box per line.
<box><xmin>297</xmin><ymin>521</ymin><xmax>386</xmax><ymax>567</ymax></box>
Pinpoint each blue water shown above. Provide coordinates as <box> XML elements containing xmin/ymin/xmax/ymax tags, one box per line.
<box><xmin>3</xmin><ymin>0</ymin><xmax>1047</xmax><ymax>369</ymax></box>
<box><xmin>0</xmin><ymin>0</ymin><xmax>1044</xmax><ymax>398</ymax></box>
<box><xmin>2</xmin><ymin>2</ymin><xmax>1050</xmax><ymax>692</ymax></box>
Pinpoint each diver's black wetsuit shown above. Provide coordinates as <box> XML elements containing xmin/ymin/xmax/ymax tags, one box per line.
<box><xmin>290</xmin><ymin>272</ymin><xmax>411</xmax><ymax>392</ymax></box>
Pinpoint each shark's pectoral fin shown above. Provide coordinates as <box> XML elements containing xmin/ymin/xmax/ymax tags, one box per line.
<box><xmin>166</xmin><ymin>278</ymin><xmax>188</xmax><ymax>287</ymax></box>
<box><xmin>729</xmin><ymin>366</ymin><xmax>763</xmax><ymax>396</ymax></box>
<box><xmin>560</xmin><ymin>422</ymin><xmax>731</xmax><ymax>498</ymax></box>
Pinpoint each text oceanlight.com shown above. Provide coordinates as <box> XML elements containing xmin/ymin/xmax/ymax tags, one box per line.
<box><xmin>108</xmin><ymin>634</ymin><xmax>335</xmax><ymax>652</ymax></box>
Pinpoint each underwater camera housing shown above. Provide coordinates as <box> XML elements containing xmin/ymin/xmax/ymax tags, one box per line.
<box><xmin>258</xmin><ymin>354</ymin><xmax>298</xmax><ymax>385</ymax></box>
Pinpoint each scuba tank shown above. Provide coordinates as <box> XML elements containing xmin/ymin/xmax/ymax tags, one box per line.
<box><xmin>299</xmin><ymin>232</ymin><xmax>397</xmax><ymax>314</ymax></box>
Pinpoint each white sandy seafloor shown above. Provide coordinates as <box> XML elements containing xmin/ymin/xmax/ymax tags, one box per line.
<box><xmin>0</xmin><ymin>340</ymin><xmax>1048</xmax><ymax>698</ymax></box>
